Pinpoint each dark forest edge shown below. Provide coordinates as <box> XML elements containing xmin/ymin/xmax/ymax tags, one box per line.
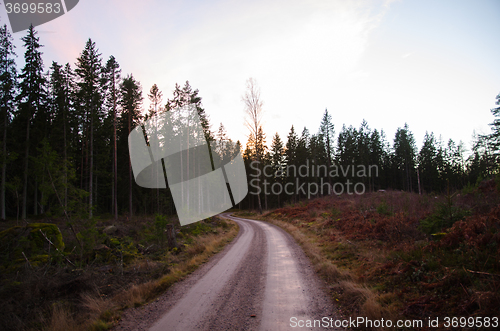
<box><xmin>1</xmin><ymin>24</ymin><xmax>500</xmax><ymax>221</ymax></box>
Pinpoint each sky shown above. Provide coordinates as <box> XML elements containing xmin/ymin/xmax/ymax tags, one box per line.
<box><xmin>1</xmin><ymin>0</ymin><xmax>499</xmax><ymax>155</ymax></box>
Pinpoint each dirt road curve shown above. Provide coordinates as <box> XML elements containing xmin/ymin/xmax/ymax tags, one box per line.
<box><xmin>114</xmin><ymin>214</ymin><xmax>342</xmax><ymax>330</ymax></box>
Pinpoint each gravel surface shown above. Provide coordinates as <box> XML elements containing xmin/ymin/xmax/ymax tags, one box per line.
<box><xmin>113</xmin><ymin>213</ymin><xmax>343</xmax><ymax>330</ymax></box>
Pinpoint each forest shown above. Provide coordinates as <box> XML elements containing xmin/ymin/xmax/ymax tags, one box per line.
<box><xmin>1</xmin><ymin>24</ymin><xmax>499</xmax><ymax>222</ymax></box>
<box><xmin>1</xmin><ymin>21</ymin><xmax>500</xmax><ymax>331</ymax></box>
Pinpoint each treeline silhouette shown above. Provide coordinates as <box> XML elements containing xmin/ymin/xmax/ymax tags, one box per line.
<box><xmin>239</xmin><ymin>92</ymin><xmax>500</xmax><ymax>210</ymax></box>
<box><xmin>0</xmin><ymin>25</ymin><xmax>498</xmax><ymax>220</ymax></box>
<box><xmin>0</xmin><ymin>25</ymin><xmax>214</xmax><ymax>220</ymax></box>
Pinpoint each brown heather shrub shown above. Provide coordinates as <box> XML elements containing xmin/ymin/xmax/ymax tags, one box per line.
<box><xmin>268</xmin><ymin>192</ymin><xmax>432</xmax><ymax>244</ymax></box>
<box><xmin>308</xmin><ymin>207</ymin><xmax>319</xmax><ymax>219</ymax></box>
<box><xmin>436</xmin><ymin>205</ymin><xmax>500</xmax><ymax>250</ymax></box>
<box><xmin>256</xmin><ymin>187</ymin><xmax>500</xmax><ymax>323</ymax></box>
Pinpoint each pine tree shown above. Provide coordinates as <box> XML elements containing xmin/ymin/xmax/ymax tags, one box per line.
<box><xmin>336</xmin><ymin>124</ymin><xmax>358</xmax><ymax>179</ymax></box>
<box><xmin>104</xmin><ymin>55</ymin><xmax>121</xmax><ymax>219</ymax></box>
<box><xmin>443</xmin><ymin>139</ymin><xmax>465</xmax><ymax>189</ymax></box>
<box><xmin>488</xmin><ymin>92</ymin><xmax>500</xmax><ymax>162</ymax></box>
<box><xmin>215</xmin><ymin>123</ymin><xmax>233</xmax><ymax>162</ymax></box>
<box><xmin>270</xmin><ymin>133</ymin><xmax>285</xmax><ymax>175</ymax></box>
<box><xmin>467</xmin><ymin>133</ymin><xmax>493</xmax><ymax>184</ymax></box>
<box><xmin>256</xmin><ymin>126</ymin><xmax>268</xmax><ymax>207</ymax></box>
<box><xmin>309</xmin><ymin>133</ymin><xmax>328</xmax><ymax>193</ymax></box>
<box><xmin>356</xmin><ymin>120</ymin><xmax>371</xmax><ymax>188</ymax></box>
<box><xmin>119</xmin><ymin>74</ymin><xmax>143</xmax><ymax>217</ymax></box>
<box><xmin>75</xmin><ymin>39</ymin><xmax>103</xmax><ymax>219</ymax></box>
<box><xmin>320</xmin><ymin>108</ymin><xmax>334</xmax><ymax>188</ymax></box>
<box><xmin>48</xmin><ymin>61</ymin><xmax>76</xmax><ymax>212</ymax></box>
<box><xmin>146</xmin><ymin>83</ymin><xmax>164</xmax><ymax>214</ymax></box>
<box><xmin>269</xmin><ymin>133</ymin><xmax>285</xmax><ymax>207</ymax></box>
<box><xmin>393</xmin><ymin>123</ymin><xmax>417</xmax><ymax>191</ymax></box>
<box><xmin>166</xmin><ymin>81</ymin><xmax>212</xmax><ymax>142</ymax></box>
<box><xmin>285</xmin><ymin>125</ymin><xmax>298</xmax><ymax>202</ymax></box>
<box><xmin>368</xmin><ymin>129</ymin><xmax>385</xmax><ymax>191</ymax></box>
<box><xmin>418</xmin><ymin>132</ymin><xmax>440</xmax><ymax>193</ymax></box>
<box><xmin>296</xmin><ymin>127</ymin><xmax>310</xmax><ymax>198</ymax></box>
<box><xmin>16</xmin><ymin>25</ymin><xmax>46</xmax><ymax>219</ymax></box>
<box><xmin>285</xmin><ymin>126</ymin><xmax>298</xmax><ymax>169</ymax></box>
<box><xmin>147</xmin><ymin>83</ymin><xmax>163</xmax><ymax>118</ymax></box>
<box><xmin>0</xmin><ymin>24</ymin><xmax>17</xmax><ymax>219</ymax></box>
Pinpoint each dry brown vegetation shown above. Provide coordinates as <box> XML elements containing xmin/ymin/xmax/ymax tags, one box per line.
<box><xmin>0</xmin><ymin>215</ymin><xmax>238</xmax><ymax>330</ymax></box>
<box><xmin>238</xmin><ymin>179</ymin><xmax>500</xmax><ymax>330</ymax></box>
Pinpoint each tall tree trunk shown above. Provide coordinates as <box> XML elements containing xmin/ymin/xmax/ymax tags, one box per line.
<box><xmin>1</xmin><ymin>108</ymin><xmax>6</xmax><ymax>219</ymax></box>
<box><xmin>80</xmin><ymin>136</ymin><xmax>84</xmax><ymax>191</ymax></box>
<box><xmin>111</xmin><ymin>158</ymin><xmax>115</xmax><ymax>214</ymax></box>
<box><xmin>128</xmin><ymin>113</ymin><xmax>132</xmax><ymax>217</ymax></box>
<box><xmin>155</xmin><ymin>110</ymin><xmax>159</xmax><ymax>214</ymax></box>
<box><xmin>22</xmin><ymin>108</ymin><xmax>30</xmax><ymax>220</ymax></box>
<box><xmin>326</xmin><ymin>135</ymin><xmax>332</xmax><ymax>194</ymax></box>
<box><xmin>63</xmin><ymin>106</ymin><xmax>67</xmax><ymax>211</ymax></box>
<box><xmin>89</xmin><ymin>106</ymin><xmax>93</xmax><ymax>219</ymax></box>
<box><xmin>114</xmin><ymin>112</ymin><xmax>118</xmax><ymax>220</ymax></box>
<box><xmin>255</xmin><ymin>125</ymin><xmax>262</xmax><ymax>214</ymax></box>
<box><xmin>113</xmin><ymin>68</ymin><xmax>118</xmax><ymax>220</ymax></box>
<box><xmin>33</xmin><ymin>177</ymin><xmax>38</xmax><ymax>215</ymax></box>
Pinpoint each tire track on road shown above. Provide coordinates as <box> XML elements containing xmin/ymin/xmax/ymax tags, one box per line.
<box><xmin>115</xmin><ymin>213</ymin><xmax>342</xmax><ymax>330</ymax></box>
<box><xmin>150</xmin><ymin>216</ymin><xmax>266</xmax><ymax>331</ymax></box>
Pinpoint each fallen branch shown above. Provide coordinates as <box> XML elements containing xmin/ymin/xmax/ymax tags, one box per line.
<box><xmin>38</xmin><ymin>229</ymin><xmax>75</xmax><ymax>266</ymax></box>
<box><xmin>47</xmin><ymin>167</ymin><xmax>84</xmax><ymax>260</ymax></box>
<box><xmin>346</xmin><ymin>240</ymin><xmax>357</xmax><ymax>247</ymax></box>
<box><xmin>21</xmin><ymin>251</ymin><xmax>32</xmax><ymax>268</ymax></box>
<box><xmin>464</xmin><ymin>267</ymin><xmax>500</xmax><ymax>278</ymax></box>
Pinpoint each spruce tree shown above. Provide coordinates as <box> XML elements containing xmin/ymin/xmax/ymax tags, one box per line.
<box><xmin>393</xmin><ymin>123</ymin><xmax>417</xmax><ymax>191</ymax></box>
<box><xmin>75</xmin><ymin>39</ymin><xmax>103</xmax><ymax>218</ymax></box>
<box><xmin>166</xmin><ymin>81</ymin><xmax>212</xmax><ymax>142</ymax></box>
<box><xmin>147</xmin><ymin>83</ymin><xmax>164</xmax><ymax>214</ymax></box>
<box><xmin>0</xmin><ymin>24</ymin><xmax>17</xmax><ymax>219</ymax></box>
<box><xmin>119</xmin><ymin>74</ymin><xmax>143</xmax><ymax>217</ymax></box>
<box><xmin>418</xmin><ymin>132</ymin><xmax>440</xmax><ymax>193</ymax></box>
<box><xmin>320</xmin><ymin>108</ymin><xmax>334</xmax><ymax>188</ymax></box>
<box><xmin>48</xmin><ymin>61</ymin><xmax>76</xmax><ymax>212</ymax></box>
<box><xmin>489</xmin><ymin>92</ymin><xmax>500</xmax><ymax>161</ymax></box>
<box><xmin>16</xmin><ymin>25</ymin><xmax>46</xmax><ymax>219</ymax></box>
<box><xmin>270</xmin><ymin>133</ymin><xmax>285</xmax><ymax>206</ymax></box>
<box><xmin>104</xmin><ymin>55</ymin><xmax>121</xmax><ymax>219</ymax></box>
<box><xmin>368</xmin><ymin>129</ymin><xmax>385</xmax><ymax>191</ymax></box>
<box><xmin>285</xmin><ymin>126</ymin><xmax>298</xmax><ymax>203</ymax></box>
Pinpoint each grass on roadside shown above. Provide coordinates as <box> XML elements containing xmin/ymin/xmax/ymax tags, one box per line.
<box><xmin>242</xmin><ymin>212</ymin><xmax>395</xmax><ymax>325</ymax></box>
<box><xmin>0</xmin><ymin>216</ymin><xmax>238</xmax><ymax>331</ymax></box>
<box><xmin>79</xmin><ymin>222</ymin><xmax>238</xmax><ymax>330</ymax></box>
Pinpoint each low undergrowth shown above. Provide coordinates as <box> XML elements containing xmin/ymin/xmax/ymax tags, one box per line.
<box><xmin>237</xmin><ymin>179</ymin><xmax>500</xmax><ymax>330</ymax></box>
<box><xmin>0</xmin><ymin>215</ymin><xmax>238</xmax><ymax>330</ymax></box>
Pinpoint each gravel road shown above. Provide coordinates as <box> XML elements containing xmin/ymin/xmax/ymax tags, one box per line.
<box><xmin>114</xmin><ymin>213</ymin><xmax>343</xmax><ymax>330</ymax></box>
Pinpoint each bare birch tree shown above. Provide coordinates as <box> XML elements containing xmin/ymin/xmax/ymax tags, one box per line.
<box><xmin>243</xmin><ymin>78</ymin><xmax>264</xmax><ymax>214</ymax></box>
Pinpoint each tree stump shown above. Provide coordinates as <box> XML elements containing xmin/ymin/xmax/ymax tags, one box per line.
<box><xmin>166</xmin><ymin>224</ymin><xmax>177</xmax><ymax>248</ymax></box>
